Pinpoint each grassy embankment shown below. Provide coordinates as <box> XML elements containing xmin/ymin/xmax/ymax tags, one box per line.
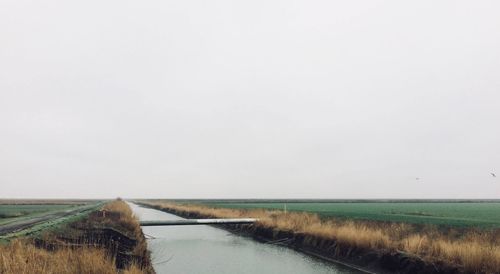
<box><xmin>147</xmin><ymin>201</ymin><xmax>500</xmax><ymax>273</ymax></box>
<box><xmin>0</xmin><ymin>200</ymin><xmax>153</xmax><ymax>274</ymax></box>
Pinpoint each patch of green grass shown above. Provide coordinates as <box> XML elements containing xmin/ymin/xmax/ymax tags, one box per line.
<box><xmin>0</xmin><ymin>203</ymin><xmax>104</xmax><ymax>243</ymax></box>
<box><xmin>0</xmin><ymin>204</ymin><xmax>76</xmax><ymax>225</ymax></box>
<box><xmin>202</xmin><ymin>201</ymin><xmax>500</xmax><ymax>228</ymax></box>
<box><xmin>0</xmin><ymin>204</ymin><xmax>75</xmax><ymax>216</ymax></box>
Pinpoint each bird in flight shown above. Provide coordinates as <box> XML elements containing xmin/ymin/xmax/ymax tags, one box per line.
<box><xmin>492</xmin><ymin>173</ymin><xmax>496</xmax><ymax>178</ymax></box>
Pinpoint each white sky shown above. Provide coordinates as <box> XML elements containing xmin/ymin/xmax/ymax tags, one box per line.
<box><xmin>1</xmin><ymin>0</ymin><xmax>499</xmax><ymax>199</ymax></box>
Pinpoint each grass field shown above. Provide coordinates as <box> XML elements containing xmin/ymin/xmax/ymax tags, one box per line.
<box><xmin>0</xmin><ymin>204</ymin><xmax>74</xmax><ymax>218</ymax></box>
<box><xmin>195</xmin><ymin>200</ymin><xmax>500</xmax><ymax>228</ymax></box>
<box><xmin>0</xmin><ymin>204</ymin><xmax>80</xmax><ymax>225</ymax></box>
<box><xmin>0</xmin><ymin>200</ymin><xmax>98</xmax><ymax>227</ymax></box>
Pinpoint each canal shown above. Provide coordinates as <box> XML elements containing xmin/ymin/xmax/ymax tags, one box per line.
<box><xmin>130</xmin><ymin>203</ymin><xmax>363</xmax><ymax>274</ymax></box>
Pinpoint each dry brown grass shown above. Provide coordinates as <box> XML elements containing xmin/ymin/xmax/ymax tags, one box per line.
<box><xmin>0</xmin><ymin>240</ymin><xmax>150</xmax><ymax>274</ymax></box>
<box><xmin>102</xmin><ymin>200</ymin><xmax>143</xmax><ymax>237</ymax></box>
<box><xmin>0</xmin><ymin>240</ymin><xmax>118</xmax><ymax>274</ymax></box>
<box><xmin>102</xmin><ymin>200</ymin><xmax>151</xmax><ymax>266</ymax></box>
<box><xmin>0</xmin><ymin>200</ymin><xmax>152</xmax><ymax>274</ymax></box>
<box><xmin>151</xmin><ymin>202</ymin><xmax>500</xmax><ymax>273</ymax></box>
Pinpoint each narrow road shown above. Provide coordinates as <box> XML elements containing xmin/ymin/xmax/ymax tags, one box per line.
<box><xmin>0</xmin><ymin>203</ymin><xmax>99</xmax><ymax>236</ymax></box>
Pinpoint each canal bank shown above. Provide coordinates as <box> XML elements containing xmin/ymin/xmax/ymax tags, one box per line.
<box><xmin>129</xmin><ymin>203</ymin><xmax>362</xmax><ymax>274</ymax></box>
<box><xmin>137</xmin><ymin>202</ymin><xmax>464</xmax><ymax>274</ymax></box>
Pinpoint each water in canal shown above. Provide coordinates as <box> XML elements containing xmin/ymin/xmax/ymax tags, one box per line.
<box><xmin>130</xmin><ymin>203</ymin><xmax>362</xmax><ymax>274</ymax></box>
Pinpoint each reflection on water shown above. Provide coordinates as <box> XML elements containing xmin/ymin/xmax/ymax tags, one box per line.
<box><xmin>130</xmin><ymin>203</ymin><xmax>361</xmax><ymax>274</ymax></box>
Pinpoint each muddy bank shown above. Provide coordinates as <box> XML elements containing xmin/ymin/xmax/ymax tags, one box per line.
<box><xmin>140</xmin><ymin>203</ymin><xmax>462</xmax><ymax>274</ymax></box>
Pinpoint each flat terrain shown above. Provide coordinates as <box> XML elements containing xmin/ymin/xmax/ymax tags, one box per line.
<box><xmin>0</xmin><ymin>199</ymin><xmax>95</xmax><ymax>225</ymax></box>
<box><xmin>0</xmin><ymin>201</ymin><xmax>103</xmax><ymax>238</ymax></box>
<box><xmin>187</xmin><ymin>200</ymin><xmax>500</xmax><ymax>228</ymax></box>
<box><xmin>0</xmin><ymin>204</ymin><xmax>76</xmax><ymax>223</ymax></box>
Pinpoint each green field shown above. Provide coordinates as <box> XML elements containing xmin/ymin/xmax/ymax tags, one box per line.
<box><xmin>197</xmin><ymin>201</ymin><xmax>500</xmax><ymax>228</ymax></box>
<box><xmin>0</xmin><ymin>204</ymin><xmax>78</xmax><ymax>224</ymax></box>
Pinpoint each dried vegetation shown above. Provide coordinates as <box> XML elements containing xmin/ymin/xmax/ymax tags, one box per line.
<box><xmin>150</xmin><ymin>202</ymin><xmax>500</xmax><ymax>273</ymax></box>
<box><xmin>0</xmin><ymin>199</ymin><xmax>153</xmax><ymax>274</ymax></box>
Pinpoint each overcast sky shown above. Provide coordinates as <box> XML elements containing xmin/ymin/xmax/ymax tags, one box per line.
<box><xmin>1</xmin><ymin>0</ymin><xmax>499</xmax><ymax>199</ymax></box>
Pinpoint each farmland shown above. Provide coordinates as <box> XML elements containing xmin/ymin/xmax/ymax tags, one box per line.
<box><xmin>191</xmin><ymin>200</ymin><xmax>500</xmax><ymax>228</ymax></box>
<box><xmin>0</xmin><ymin>201</ymin><xmax>105</xmax><ymax>241</ymax></box>
<box><xmin>0</xmin><ymin>204</ymin><xmax>76</xmax><ymax>223</ymax></box>
<box><xmin>0</xmin><ymin>200</ymin><xmax>98</xmax><ymax>228</ymax></box>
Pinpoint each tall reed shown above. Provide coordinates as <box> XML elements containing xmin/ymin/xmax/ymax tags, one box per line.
<box><xmin>0</xmin><ymin>240</ymin><xmax>117</xmax><ymax>274</ymax></box>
